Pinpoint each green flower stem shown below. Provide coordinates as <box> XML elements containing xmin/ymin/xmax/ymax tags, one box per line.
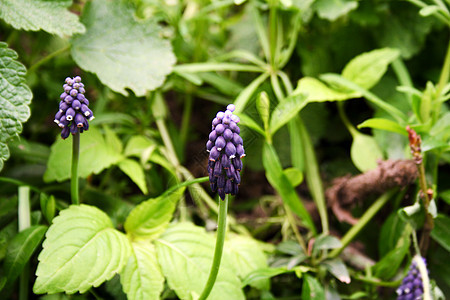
<box><xmin>353</xmin><ymin>275</ymin><xmax>402</xmax><ymax>287</ymax></box>
<box><xmin>418</xmin><ymin>161</ymin><xmax>434</xmax><ymax>254</ymax></box>
<box><xmin>27</xmin><ymin>45</ymin><xmax>70</xmax><ymax>74</ymax></box>
<box><xmin>199</xmin><ymin>195</ymin><xmax>228</xmax><ymax>300</ymax></box>
<box><xmin>329</xmin><ymin>191</ymin><xmax>394</xmax><ymax>258</ymax></box>
<box><xmin>71</xmin><ymin>132</ymin><xmax>80</xmax><ymax>205</ymax></box>
<box><xmin>18</xmin><ymin>186</ymin><xmax>30</xmax><ymax>300</ymax></box>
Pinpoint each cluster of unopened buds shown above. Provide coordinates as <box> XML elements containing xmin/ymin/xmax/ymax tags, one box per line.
<box><xmin>53</xmin><ymin>76</ymin><xmax>94</xmax><ymax>139</ymax></box>
<box><xmin>406</xmin><ymin>125</ymin><xmax>422</xmax><ymax>165</ymax></box>
<box><xmin>396</xmin><ymin>257</ymin><xmax>427</xmax><ymax>300</ymax></box>
<box><xmin>207</xmin><ymin>104</ymin><xmax>245</xmax><ymax>200</ymax></box>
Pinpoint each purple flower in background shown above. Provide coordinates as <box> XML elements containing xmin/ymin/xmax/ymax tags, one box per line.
<box><xmin>396</xmin><ymin>258</ymin><xmax>427</xmax><ymax>300</ymax></box>
<box><xmin>54</xmin><ymin>76</ymin><xmax>94</xmax><ymax>139</ymax></box>
<box><xmin>207</xmin><ymin>104</ymin><xmax>245</xmax><ymax>200</ymax></box>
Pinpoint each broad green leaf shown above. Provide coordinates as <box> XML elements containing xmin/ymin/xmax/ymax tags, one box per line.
<box><xmin>256</xmin><ymin>92</ymin><xmax>270</xmax><ymax>130</ymax></box>
<box><xmin>34</xmin><ymin>205</ymin><xmax>131</xmax><ymax>294</ymax></box>
<box><xmin>40</xmin><ymin>193</ymin><xmax>56</xmax><ymax>224</ymax></box>
<box><xmin>269</xmin><ymin>94</ymin><xmax>308</xmax><ymax>135</ymax></box>
<box><xmin>124</xmin><ymin>188</ymin><xmax>185</xmax><ymax>241</ymax></box>
<box><xmin>124</xmin><ymin>135</ymin><xmax>156</xmax><ymax>164</ymax></box>
<box><xmin>0</xmin><ymin>42</ymin><xmax>33</xmax><ymax>171</ymax></box>
<box><xmin>372</xmin><ymin>233</ymin><xmax>409</xmax><ymax>280</ymax></box>
<box><xmin>283</xmin><ymin>167</ymin><xmax>303</xmax><ymax>187</ymax></box>
<box><xmin>350</xmin><ymin>133</ymin><xmax>383</xmax><ymax>172</ymax></box>
<box><xmin>0</xmin><ymin>0</ymin><xmax>85</xmax><ymax>37</ymax></box>
<box><xmin>301</xmin><ymin>273</ymin><xmax>325</xmax><ymax>300</ymax></box>
<box><xmin>104</xmin><ymin>126</ymin><xmax>123</xmax><ymax>154</ymax></box>
<box><xmin>263</xmin><ymin>142</ymin><xmax>316</xmax><ymax>233</ymax></box>
<box><xmin>313</xmin><ymin>0</ymin><xmax>358</xmax><ymax>21</ymax></box>
<box><xmin>3</xmin><ymin>225</ymin><xmax>47</xmax><ymax>287</ymax></box>
<box><xmin>120</xmin><ymin>241</ymin><xmax>164</xmax><ymax>300</ymax></box>
<box><xmin>439</xmin><ymin>190</ymin><xmax>450</xmax><ymax>205</ymax></box>
<box><xmin>323</xmin><ymin>258</ymin><xmax>350</xmax><ymax>284</ymax></box>
<box><xmin>225</xmin><ymin>234</ymin><xmax>269</xmax><ymax>290</ymax></box>
<box><xmin>118</xmin><ymin>159</ymin><xmax>148</xmax><ymax>194</ymax></box>
<box><xmin>296</xmin><ymin>77</ymin><xmax>355</xmax><ymax>102</ymax></box>
<box><xmin>313</xmin><ymin>235</ymin><xmax>341</xmax><ymax>252</ymax></box>
<box><xmin>241</xmin><ymin>267</ymin><xmax>290</xmax><ymax>288</ymax></box>
<box><xmin>235</xmin><ymin>113</ymin><xmax>265</xmax><ymax>136</ymax></box>
<box><xmin>342</xmin><ymin>48</ymin><xmax>400</xmax><ymax>90</ymax></box>
<box><xmin>398</xmin><ymin>202</ymin><xmax>424</xmax><ymax>230</ymax></box>
<box><xmin>44</xmin><ymin>127</ymin><xmax>123</xmax><ymax>182</ymax></box>
<box><xmin>155</xmin><ymin>222</ymin><xmax>244</xmax><ymax>300</ymax></box>
<box><xmin>357</xmin><ymin>118</ymin><xmax>407</xmax><ymax>136</ymax></box>
<box><xmin>379</xmin><ymin>213</ymin><xmax>407</xmax><ymax>257</ymax></box>
<box><xmin>71</xmin><ymin>0</ymin><xmax>176</xmax><ymax>96</ymax></box>
<box><xmin>431</xmin><ymin>214</ymin><xmax>450</xmax><ymax>252</ymax></box>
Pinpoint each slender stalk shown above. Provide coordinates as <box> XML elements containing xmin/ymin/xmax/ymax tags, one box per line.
<box><xmin>199</xmin><ymin>195</ymin><xmax>229</xmax><ymax>300</ymax></box>
<box><xmin>71</xmin><ymin>132</ymin><xmax>80</xmax><ymax>205</ymax></box>
<box><xmin>155</xmin><ymin>119</ymin><xmax>181</xmax><ymax>168</ymax></box>
<box><xmin>284</xmin><ymin>203</ymin><xmax>307</xmax><ymax>253</ymax></box>
<box><xmin>437</xmin><ymin>39</ymin><xmax>450</xmax><ymax>94</ymax></box>
<box><xmin>418</xmin><ymin>162</ymin><xmax>434</xmax><ymax>253</ymax></box>
<box><xmin>180</xmin><ymin>94</ymin><xmax>193</xmax><ymax>151</ymax></box>
<box><xmin>329</xmin><ymin>191</ymin><xmax>394</xmax><ymax>258</ymax></box>
<box><xmin>0</xmin><ymin>177</ymin><xmax>40</xmax><ymax>192</ymax></box>
<box><xmin>27</xmin><ymin>46</ymin><xmax>70</xmax><ymax>74</ymax></box>
<box><xmin>353</xmin><ymin>275</ymin><xmax>402</xmax><ymax>287</ymax></box>
<box><xmin>18</xmin><ymin>186</ymin><xmax>30</xmax><ymax>300</ymax></box>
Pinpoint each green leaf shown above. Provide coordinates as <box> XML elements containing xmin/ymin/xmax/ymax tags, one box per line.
<box><xmin>40</xmin><ymin>193</ymin><xmax>56</xmax><ymax>224</ymax></box>
<box><xmin>0</xmin><ymin>0</ymin><xmax>85</xmax><ymax>37</ymax></box>
<box><xmin>34</xmin><ymin>205</ymin><xmax>131</xmax><ymax>294</ymax></box>
<box><xmin>225</xmin><ymin>234</ymin><xmax>269</xmax><ymax>290</ymax></box>
<box><xmin>241</xmin><ymin>267</ymin><xmax>290</xmax><ymax>288</ymax></box>
<box><xmin>379</xmin><ymin>213</ymin><xmax>407</xmax><ymax>257</ymax></box>
<box><xmin>118</xmin><ymin>159</ymin><xmax>148</xmax><ymax>194</ymax></box>
<box><xmin>350</xmin><ymin>133</ymin><xmax>383</xmax><ymax>172</ymax></box>
<box><xmin>342</xmin><ymin>48</ymin><xmax>400</xmax><ymax>90</ymax></box>
<box><xmin>431</xmin><ymin>214</ymin><xmax>450</xmax><ymax>252</ymax></box>
<box><xmin>357</xmin><ymin>118</ymin><xmax>407</xmax><ymax>136</ymax></box>
<box><xmin>124</xmin><ymin>188</ymin><xmax>185</xmax><ymax>241</ymax></box>
<box><xmin>301</xmin><ymin>273</ymin><xmax>325</xmax><ymax>300</ymax></box>
<box><xmin>3</xmin><ymin>225</ymin><xmax>47</xmax><ymax>287</ymax></box>
<box><xmin>235</xmin><ymin>113</ymin><xmax>265</xmax><ymax>136</ymax></box>
<box><xmin>262</xmin><ymin>142</ymin><xmax>316</xmax><ymax>233</ymax></box>
<box><xmin>256</xmin><ymin>92</ymin><xmax>270</xmax><ymax>131</ymax></box>
<box><xmin>283</xmin><ymin>167</ymin><xmax>303</xmax><ymax>187</ymax></box>
<box><xmin>313</xmin><ymin>0</ymin><xmax>358</xmax><ymax>21</ymax></box>
<box><xmin>269</xmin><ymin>93</ymin><xmax>308</xmax><ymax>135</ymax></box>
<box><xmin>372</xmin><ymin>233</ymin><xmax>409</xmax><ymax>280</ymax></box>
<box><xmin>323</xmin><ymin>258</ymin><xmax>350</xmax><ymax>284</ymax></box>
<box><xmin>71</xmin><ymin>0</ymin><xmax>175</xmax><ymax>96</ymax></box>
<box><xmin>120</xmin><ymin>241</ymin><xmax>164</xmax><ymax>300</ymax></box>
<box><xmin>44</xmin><ymin>127</ymin><xmax>123</xmax><ymax>182</ymax></box>
<box><xmin>234</xmin><ymin>72</ymin><xmax>270</xmax><ymax>114</ymax></box>
<box><xmin>104</xmin><ymin>126</ymin><xmax>123</xmax><ymax>154</ymax></box>
<box><xmin>124</xmin><ymin>135</ymin><xmax>156</xmax><ymax>164</ymax></box>
<box><xmin>155</xmin><ymin>222</ymin><xmax>244</xmax><ymax>300</ymax></box>
<box><xmin>0</xmin><ymin>42</ymin><xmax>33</xmax><ymax>171</ymax></box>
<box><xmin>313</xmin><ymin>234</ymin><xmax>342</xmax><ymax>252</ymax></box>
<box><xmin>296</xmin><ymin>77</ymin><xmax>356</xmax><ymax>102</ymax></box>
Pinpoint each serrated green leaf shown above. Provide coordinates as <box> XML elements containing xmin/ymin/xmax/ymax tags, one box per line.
<box><xmin>0</xmin><ymin>42</ymin><xmax>33</xmax><ymax>171</ymax></box>
<box><xmin>155</xmin><ymin>222</ymin><xmax>245</xmax><ymax>300</ymax></box>
<box><xmin>431</xmin><ymin>214</ymin><xmax>450</xmax><ymax>252</ymax></box>
<box><xmin>241</xmin><ymin>267</ymin><xmax>290</xmax><ymax>288</ymax></box>
<box><xmin>125</xmin><ymin>188</ymin><xmax>185</xmax><ymax>241</ymax></box>
<box><xmin>71</xmin><ymin>0</ymin><xmax>176</xmax><ymax>96</ymax></box>
<box><xmin>3</xmin><ymin>225</ymin><xmax>47</xmax><ymax>288</ymax></box>
<box><xmin>269</xmin><ymin>94</ymin><xmax>308</xmax><ymax>135</ymax></box>
<box><xmin>44</xmin><ymin>127</ymin><xmax>124</xmax><ymax>182</ymax></box>
<box><xmin>262</xmin><ymin>142</ymin><xmax>315</xmax><ymax>233</ymax></box>
<box><xmin>357</xmin><ymin>118</ymin><xmax>407</xmax><ymax>136</ymax></box>
<box><xmin>225</xmin><ymin>234</ymin><xmax>269</xmax><ymax>290</ymax></box>
<box><xmin>296</xmin><ymin>77</ymin><xmax>356</xmax><ymax>102</ymax></box>
<box><xmin>118</xmin><ymin>159</ymin><xmax>148</xmax><ymax>194</ymax></box>
<box><xmin>120</xmin><ymin>241</ymin><xmax>164</xmax><ymax>300</ymax></box>
<box><xmin>351</xmin><ymin>133</ymin><xmax>383</xmax><ymax>172</ymax></box>
<box><xmin>313</xmin><ymin>0</ymin><xmax>358</xmax><ymax>21</ymax></box>
<box><xmin>301</xmin><ymin>273</ymin><xmax>325</xmax><ymax>300</ymax></box>
<box><xmin>34</xmin><ymin>204</ymin><xmax>131</xmax><ymax>294</ymax></box>
<box><xmin>342</xmin><ymin>48</ymin><xmax>400</xmax><ymax>90</ymax></box>
<box><xmin>0</xmin><ymin>0</ymin><xmax>85</xmax><ymax>37</ymax></box>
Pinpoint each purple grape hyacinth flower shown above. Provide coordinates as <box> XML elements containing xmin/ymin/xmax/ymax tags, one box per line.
<box><xmin>207</xmin><ymin>104</ymin><xmax>245</xmax><ymax>200</ymax></box>
<box><xmin>53</xmin><ymin>76</ymin><xmax>94</xmax><ymax>139</ymax></box>
<box><xmin>396</xmin><ymin>257</ymin><xmax>428</xmax><ymax>300</ymax></box>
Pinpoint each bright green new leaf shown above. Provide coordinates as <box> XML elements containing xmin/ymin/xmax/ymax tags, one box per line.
<box><xmin>263</xmin><ymin>143</ymin><xmax>316</xmax><ymax>233</ymax></box>
<box><xmin>118</xmin><ymin>159</ymin><xmax>148</xmax><ymax>194</ymax></box>
<box><xmin>104</xmin><ymin>126</ymin><xmax>123</xmax><ymax>155</ymax></box>
<box><xmin>431</xmin><ymin>214</ymin><xmax>450</xmax><ymax>252</ymax></box>
<box><xmin>283</xmin><ymin>167</ymin><xmax>303</xmax><ymax>187</ymax></box>
<box><xmin>269</xmin><ymin>93</ymin><xmax>308</xmax><ymax>135</ymax></box>
<box><xmin>296</xmin><ymin>77</ymin><xmax>356</xmax><ymax>102</ymax></box>
<box><xmin>351</xmin><ymin>133</ymin><xmax>383</xmax><ymax>172</ymax></box>
<box><xmin>155</xmin><ymin>223</ymin><xmax>245</xmax><ymax>300</ymax></box>
<box><xmin>225</xmin><ymin>234</ymin><xmax>270</xmax><ymax>290</ymax></box>
<box><xmin>241</xmin><ymin>267</ymin><xmax>290</xmax><ymax>288</ymax></box>
<box><xmin>256</xmin><ymin>92</ymin><xmax>270</xmax><ymax>130</ymax></box>
<box><xmin>120</xmin><ymin>241</ymin><xmax>164</xmax><ymax>300</ymax></box>
<box><xmin>313</xmin><ymin>0</ymin><xmax>358</xmax><ymax>21</ymax></box>
<box><xmin>0</xmin><ymin>42</ymin><xmax>33</xmax><ymax>171</ymax></box>
<box><xmin>342</xmin><ymin>48</ymin><xmax>400</xmax><ymax>90</ymax></box>
<box><xmin>34</xmin><ymin>205</ymin><xmax>131</xmax><ymax>294</ymax></box>
<box><xmin>71</xmin><ymin>0</ymin><xmax>176</xmax><ymax>96</ymax></box>
<box><xmin>3</xmin><ymin>225</ymin><xmax>47</xmax><ymax>288</ymax></box>
<box><xmin>357</xmin><ymin>118</ymin><xmax>407</xmax><ymax>136</ymax></box>
<box><xmin>40</xmin><ymin>193</ymin><xmax>55</xmax><ymax>224</ymax></box>
<box><xmin>0</xmin><ymin>0</ymin><xmax>85</xmax><ymax>37</ymax></box>
<box><xmin>301</xmin><ymin>273</ymin><xmax>325</xmax><ymax>300</ymax></box>
<box><xmin>44</xmin><ymin>127</ymin><xmax>124</xmax><ymax>182</ymax></box>
<box><xmin>125</xmin><ymin>188</ymin><xmax>185</xmax><ymax>241</ymax></box>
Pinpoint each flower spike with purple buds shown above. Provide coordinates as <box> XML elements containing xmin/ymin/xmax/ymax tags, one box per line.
<box><xmin>396</xmin><ymin>257</ymin><xmax>428</xmax><ymax>300</ymax></box>
<box><xmin>53</xmin><ymin>76</ymin><xmax>94</xmax><ymax>139</ymax></box>
<box><xmin>207</xmin><ymin>104</ymin><xmax>245</xmax><ymax>200</ymax></box>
